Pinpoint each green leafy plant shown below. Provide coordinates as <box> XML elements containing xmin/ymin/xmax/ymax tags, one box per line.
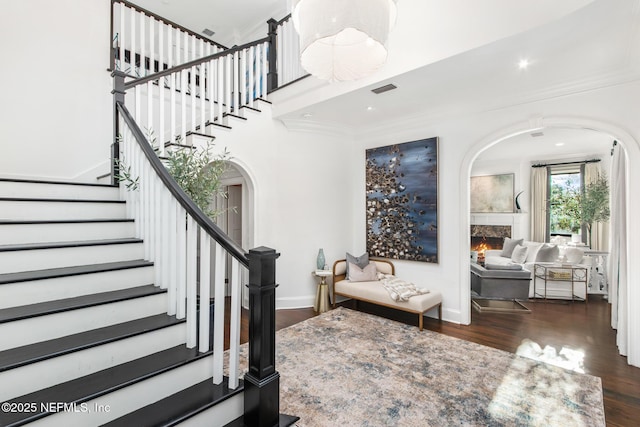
<box><xmin>164</xmin><ymin>138</ymin><xmax>231</xmax><ymax>218</ymax></box>
<box><xmin>115</xmin><ymin>131</ymin><xmax>231</xmax><ymax>219</ymax></box>
<box><xmin>580</xmin><ymin>173</ymin><xmax>610</xmax><ymax>247</ymax></box>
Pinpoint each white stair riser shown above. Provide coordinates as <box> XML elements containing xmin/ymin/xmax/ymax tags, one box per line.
<box><xmin>0</xmin><ymin>243</ymin><xmax>144</xmax><ymax>274</ymax></box>
<box><xmin>0</xmin><ymin>200</ymin><xmax>127</xmax><ymax>221</ymax></box>
<box><xmin>176</xmin><ymin>393</ymin><xmax>243</xmax><ymax>427</ymax></box>
<box><xmin>0</xmin><ymin>221</ymin><xmax>135</xmax><ymax>245</ymax></box>
<box><xmin>0</xmin><ymin>266</ymin><xmax>154</xmax><ymax>309</ymax></box>
<box><xmin>34</xmin><ymin>356</ymin><xmax>215</xmax><ymax>426</ymax></box>
<box><xmin>0</xmin><ymin>323</ymin><xmax>186</xmax><ymax>402</ymax></box>
<box><xmin>0</xmin><ymin>182</ymin><xmax>120</xmax><ymax>200</ymax></box>
<box><xmin>0</xmin><ymin>293</ymin><xmax>167</xmax><ymax>351</ymax></box>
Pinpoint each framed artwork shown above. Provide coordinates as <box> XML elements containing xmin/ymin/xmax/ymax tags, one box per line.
<box><xmin>470</xmin><ymin>173</ymin><xmax>514</xmax><ymax>213</ymax></box>
<box><xmin>365</xmin><ymin>137</ymin><xmax>438</xmax><ymax>263</ymax></box>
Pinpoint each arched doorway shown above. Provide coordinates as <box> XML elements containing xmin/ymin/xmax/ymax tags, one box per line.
<box><xmin>458</xmin><ymin>117</ymin><xmax>639</xmax><ymax>334</ymax></box>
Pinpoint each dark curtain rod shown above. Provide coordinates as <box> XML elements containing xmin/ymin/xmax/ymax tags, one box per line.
<box><xmin>531</xmin><ymin>158</ymin><xmax>600</xmax><ymax>168</ymax></box>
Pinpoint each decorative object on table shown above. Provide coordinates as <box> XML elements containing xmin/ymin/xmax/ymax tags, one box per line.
<box><xmin>470</xmin><ymin>173</ymin><xmax>514</xmax><ymax>213</ymax></box>
<box><xmin>470</xmin><ymin>251</ymin><xmax>478</xmax><ymax>263</ymax></box>
<box><xmin>231</xmin><ymin>308</ymin><xmax>605</xmax><ymax>426</ymax></box>
<box><xmin>292</xmin><ymin>0</ymin><xmax>397</xmax><ymax>81</ymax></box>
<box><xmin>316</xmin><ymin>248</ymin><xmax>326</xmax><ymax>270</ymax></box>
<box><xmin>514</xmin><ymin>190</ymin><xmax>524</xmax><ymax>212</ymax></box>
<box><xmin>365</xmin><ymin>137</ymin><xmax>439</xmax><ymax>263</ymax></box>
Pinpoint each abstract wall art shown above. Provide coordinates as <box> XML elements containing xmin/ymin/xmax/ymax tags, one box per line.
<box><xmin>470</xmin><ymin>173</ymin><xmax>514</xmax><ymax>213</ymax></box>
<box><xmin>365</xmin><ymin>137</ymin><xmax>438</xmax><ymax>263</ymax></box>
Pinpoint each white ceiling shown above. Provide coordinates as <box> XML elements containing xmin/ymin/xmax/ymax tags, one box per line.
<box><xmin>278</xmin><ymin>0</ymin><xmax>640</xmax><ymax>131</ymax></box>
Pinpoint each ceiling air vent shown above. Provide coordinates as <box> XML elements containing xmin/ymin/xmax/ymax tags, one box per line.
<box><xmin>202</xmin><ymin>28</ymin><xmax>215</xmax><ymax>37</ymax></box>
<box><xmin>371</xmin><ymin>83</ymin><xmax>397</xmax><ymax>94</ymax></box>
<box><xmin>530</xmin><ymin>131</ymin><xmax>545</xmax><ymax>138</ymax></box>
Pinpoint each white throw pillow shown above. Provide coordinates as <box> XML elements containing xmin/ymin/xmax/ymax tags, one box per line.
<box><xmin>511</xmin><ymin>244</ymin><xmax>529</xmax><ymax>264</ymax></box>
<box><xmin>348</xmin><ymin>262</ymin><xmax>377</xmax><ymax>282</ymax></box>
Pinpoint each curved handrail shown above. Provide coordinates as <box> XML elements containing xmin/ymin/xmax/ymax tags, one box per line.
<box><xmin>125</xmin><ymin>36</ymin><xmax>270</xmax><ymax>90</ymax></box>
<box><xmin>116</xmin><ymin>101</ymin><xmax>249</xmax><ymax>267</ymax></box>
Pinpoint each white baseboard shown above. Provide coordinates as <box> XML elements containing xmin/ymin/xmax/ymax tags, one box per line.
<box><xmin>276</xmin><ymin>295</ymin><xmax>315</xmax><ymax>310</ymax></box>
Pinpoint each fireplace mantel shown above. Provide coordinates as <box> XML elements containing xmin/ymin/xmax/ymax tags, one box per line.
<box><xmin>470</xmin><ymin>213</ymin><xmax>530</xmax><ymax>240</ymax></box>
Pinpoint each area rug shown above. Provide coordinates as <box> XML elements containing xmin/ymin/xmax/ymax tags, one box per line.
<box><xmin>233</xmin><ymin>307</ymin><xmax>605</xmax><ymax>426</ymax></box>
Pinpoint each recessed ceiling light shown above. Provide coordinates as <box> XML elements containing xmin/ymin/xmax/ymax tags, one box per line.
<box><xmin>302</xmin><ymin>112</ymin><xmax>313</xmax><ymax>119</ymax></box>
<box><xmin>518</xmin><ymin>59</ymin><xmax>529</xmax><ymax>70</ymax></box>
<box><xmin>555</xmin><ymin>142</ymin><xmax>565</xmax><ymax>146</ymax></box>
<box><xmin>367</xmin><ymin>106</ymin><xmax>374</xmax><ymax>111</ymax></box>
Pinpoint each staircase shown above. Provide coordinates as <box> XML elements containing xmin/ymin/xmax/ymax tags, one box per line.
<box><xmin>0</xmin><ymin>178</ymin><xmax>243</xmax><ymax>426</ymax></box>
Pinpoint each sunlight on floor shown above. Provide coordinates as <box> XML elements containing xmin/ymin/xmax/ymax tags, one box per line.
<box><xmin>515</xmin><ymin>338</ymin><xmax>585</xmax><ymax>373</ymax></box>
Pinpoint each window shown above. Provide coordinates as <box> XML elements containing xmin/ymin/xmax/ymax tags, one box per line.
<box><xmin>548</xmin><ymin>166</ymin><xmax>583</xmax><ymax>239</ymax></box>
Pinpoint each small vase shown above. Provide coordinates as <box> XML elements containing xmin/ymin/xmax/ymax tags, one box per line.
<box><xmin>316</xmin><ymin>248</ymin><xmax>326</xmax><ymax>270</ymax></box>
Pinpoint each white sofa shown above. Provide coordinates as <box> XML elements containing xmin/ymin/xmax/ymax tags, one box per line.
<box><xmin>484</xmin><ymin>240</ymin><xmax>590</xmax><ymax>300</ymax></box>
<box><xmin>331</xmin><ymin>259</ymin><xmax>442</xmax><ymax>330</ymax></box>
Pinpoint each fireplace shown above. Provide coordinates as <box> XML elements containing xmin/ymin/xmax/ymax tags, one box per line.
<box><xmin>470</xmin><ymin>225</ymin><xmax>511</xmax><ymax>262</ymax></box>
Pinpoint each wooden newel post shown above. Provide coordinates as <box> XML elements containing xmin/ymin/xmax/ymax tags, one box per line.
<box><xmin>267</xmin><ymin>19</ymin><xmax>278</xmax><ymax>93</ymax></box>
<box><xmin>243</xmin><ymin>247</ymin><xmax>298</xmax><ymax>427</ymax></box>
<box><xmin>111</xmin><ymin>71</ymin><xmax>127</xmax><ymax>186</ymax></box>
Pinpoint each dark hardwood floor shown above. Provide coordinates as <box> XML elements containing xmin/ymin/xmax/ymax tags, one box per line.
<box><xmin>271</xmin><ymin>296</ymin><xmax>640</xmax><ymax>427</ymax></box>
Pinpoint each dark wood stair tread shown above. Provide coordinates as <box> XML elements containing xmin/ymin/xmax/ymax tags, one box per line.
<box><xmin>0</xmin><ymin>314</ymin><xmax>184</xmax><ymax>372</ymax></box>
<box><xmin>0</xmin><ymin>219</ymin><xmax>134</xmax><ymax>225</ymax></box>
<box><xmin>103</xmin><ymin>377</ymin><xmax>244</xmax><ymax>427</ymax></box>
<box><xmin>0</xmin><ymin>285</ymin><xmax>163</xmax><ymax>324</ymax></box>
<box><xmin>0</xmin><ymin>238</ymin><xmax>143</xmax><ymax>253</ymax></box>
<box><xmin>0</xmin><ymin>259</ymin><xmax>153</xmax><ymax>285</ymax></box>
<box><xmin>0</xmin><ymin>345</ymin><xmax>210</xmax><ymax>426</ymax></box>
<box><xmin>0</xmin><ymin>197</ymin><xmax>124</xmax><ymax>203</ymax></box>
<box><xmin>0</xmin><ymin>177</ymin><xmax>117</xmax><ymax>188</ymax></box>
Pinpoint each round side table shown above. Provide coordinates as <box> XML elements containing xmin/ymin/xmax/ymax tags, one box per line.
<box><xmin>312</xmin><ymin>270</ymin><xmax>332</xmax><ymax>313</ymax></box>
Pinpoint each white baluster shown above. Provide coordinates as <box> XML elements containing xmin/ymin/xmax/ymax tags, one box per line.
<box><xmin>176</xmin><ymin>205</ymin><xmax>187</xmax><ymax>319</ymax></box>
<box><xmin>181</xmin><ymin>68</ymin><xmax>187</xmax><ymax>145</ymax></box>
<box><xmin>167</xmin><ymin>197</ymin><xmax>178</xmax><ymax>315</ymax></box>
<box><xmin>248</xmin><ymin>46</ymin><xmax>255</xmax><ymax>108</ymax></box>
<box><xmin>130</xmin><ymin>6</ymin><xmax>136</xmax><ymax>76</ymax></box>
<box><xmin>158</xmin><ymin>24</ymin><xmax>165</xmax><ymax>156</ymax></box>
<box><xmin>208</xmin><ymin>59</ymin><xmax>215</xmax><ymax>126</ymax></box>
<box><xmin>143</xmin><ymin>163</ymin><xmax>151</xmax><ymax>260</ymax></box>
<box><xmin>159</xmin><ymin>188</ymin><xmax>170</xmax><ymax>290</ymax></box>
<box><xmin>240</xmin><ymin>50</ymin><xmax>247</xmax><ymax>106</ymax></box>
<box><xmin>119</xmin><ymin>3</ymin><xmax>125</xmax><ymax>72</ymax></box>
<box><xmin>225</xmin><ymin>54</ymin><xmax>232</xmax><ymax>116</ymax></box>
<box><xmin>213</xmin><ymin>242</ymin><xmax>226</xmax><ymax>385</ymax></box>
<box><xmin>217</xmin><ymin>58</ymin><xmax>224</xmax><ymax>124</ymax></box>
<box><xmin>140</xmin><ymin>11</ymin><xmax>145</xmax><ymax>76</ymax></box>
<box><xmin>147</xmin><ymin>167</ymin><xmax>155</xmax><ymax>262</ymax></box>
<box><xmin>154</xmin><ymin>177</ymin><xmax>162</xmax><ymax>285</ymax></box>
<box><xmin>200</xmin><ymin>41</ymin><xmax>206</xmax><ymax>132</ymax></box>
<box><xmin>191</xmin><ymin>36</ymin><xmax>197</xmax><ymax>134</ymax></box>
<box><xmin>186</xmin><ymin>217</ymin><xmax>198</xmax><ymax>348</ymax></box>
<box><xmin>199</xmin><ymin>232</ymin><xmax>211</xmax><ymax>352</ymax></box>
<box><xmin>261</xmin><ymin>42</ymin><xmax>268</xmax><ymax>98</ymax></box>
<box><xmin>228</xmin><ymin>257</ymin><xmax>242</xmax><ymax>389</ymax></box>
<box><xmin>233</xmin><ymin>51</ymin><xmax>239</xmax><ymax>114</ymax></box>
<box><xmin>147</xmin><ymin>15</ymin><xmax>153</xmax><ymax>135</ymax></box>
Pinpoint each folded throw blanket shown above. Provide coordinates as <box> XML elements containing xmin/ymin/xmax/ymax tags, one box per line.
<box><xmin>377</xmin><ymin>273</ymin><xmax>430</xmax><ymax>302</ymax></box>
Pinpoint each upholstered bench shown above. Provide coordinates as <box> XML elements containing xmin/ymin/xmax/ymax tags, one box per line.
<box><xmin>332</xmin><ymin>259</ymin><xmax>442</xmax><ymax>330</ymax></box>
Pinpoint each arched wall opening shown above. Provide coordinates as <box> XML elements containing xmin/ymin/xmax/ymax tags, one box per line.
<box><xmin>458</xmin><ymin>116</ymin><xmax>640</xmax><ymax>347</ymax></box>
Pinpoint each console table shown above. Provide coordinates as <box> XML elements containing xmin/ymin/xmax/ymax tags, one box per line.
<box><xmin>533</xmin><ymin>264</ymin><xmax>588</xmax><ymax>303</ymax></box>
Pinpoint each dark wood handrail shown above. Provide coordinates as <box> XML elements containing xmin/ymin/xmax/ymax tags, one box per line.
<box><xmin>125</xmin><ymin>36</ymin><xmax>270</xmax><ymax>90</ymax></box>
<box><xmin>115</xmin><ymin>101</ymin><xmax>249</xmax><ymax>267</ymax></box>
<box><xmin>112</xmin><ymin>0</ymin><xmax>227</xmax><ymax>50</ymax></box>
<box><xmin>275</xmin><ymin>13</ymin><xmax>292</xmax><ymax>26</ymax></box>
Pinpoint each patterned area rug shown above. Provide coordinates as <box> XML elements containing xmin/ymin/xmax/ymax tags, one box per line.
<box><xmin>235</xmin><ymin>307</ymin><xmax>605</xmax><ymax>426</ymax></box>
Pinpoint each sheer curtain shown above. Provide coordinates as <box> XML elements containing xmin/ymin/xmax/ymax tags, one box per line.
<box><xmin>609</xmin><ymin>142</ymin><xmax>628</xmax><ymax>356</ymax></box>
<box><xmin>584</xmin><ymin>162</ymin><xmax>609</xmax><ymax>251</ymax></box>
<box><xmin>530</xmin><ymin>166</ymin><xmax>548</xmax><ymax>242</ymax></box>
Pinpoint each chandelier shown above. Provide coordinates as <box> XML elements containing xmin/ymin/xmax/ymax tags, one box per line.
<box><xmin>292</xmin><ymin>0</ymin><xmax>397</xmax><ymax>82</ymax></box>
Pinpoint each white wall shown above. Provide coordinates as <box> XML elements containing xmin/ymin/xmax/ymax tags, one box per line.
<box><xmin>352</xmin><ymin>80</ymin><xmax>640</xmax><ymax>325</ymax></box>
<box><xmin>193</xmin><ymin>108</ymin><xmax>355</xmax><ymax>309</ymax></box>
<box><xmin>0</xmin><ymin>0</ymin><xmax>112</xmax><ymax>181</ymax></box>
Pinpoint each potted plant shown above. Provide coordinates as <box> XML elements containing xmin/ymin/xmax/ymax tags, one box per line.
<box><xmin>580</xmin><ymin>174</ymin><xmax>610</xmax><ymax>248</ymax></box>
